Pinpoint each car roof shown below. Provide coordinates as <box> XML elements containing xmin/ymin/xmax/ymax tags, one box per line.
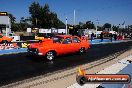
<box><xmin>55</xmin><ymin>35</ymin><xmax>72</xmax><ymax>38</ymax></box>
<box><xmin>55</xmin><ymin>35</ymin><xmax>81</xmax><ymax>38</ymax></box>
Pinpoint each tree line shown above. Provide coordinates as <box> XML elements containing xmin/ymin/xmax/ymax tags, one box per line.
<box><xmin>10</xmin><ymin>2</ymin><xmax>66</xmax><ymax>32</ymax></box>
<box><xmin>8</xmin><ymin>2</ymin><xmax>132</xmax><ymax>32</ymax></box>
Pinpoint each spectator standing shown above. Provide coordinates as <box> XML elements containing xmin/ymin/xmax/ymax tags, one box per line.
<box><xmin>114</xmin><ymin>33</ymin><xmax>117</xmax><ymax>41</ymax></box>
<box><xmin>109</xmin><ymin>33</ymin><xmax>113</xmax><ymax>42</ymax></box>
<box><xmin>100</xmin><ymin>32</ymin><xmax>104</xmax><ymax>42</ymax></box>
<box><xmin>62</xmin><ymin>32</ymin><xmax>64</xmax><ymax>35</ymax></box>
<box><xmin>91</xmin><ymin>33</ymin><xmax>94</xmax><ymax>41</ymax></box>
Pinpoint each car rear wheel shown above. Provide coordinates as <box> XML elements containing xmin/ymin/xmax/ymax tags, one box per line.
<box><xmin>2</xmin><ymin>40</ymin><xmax>8</xmax><ymax>44</ymax></box>
<box><xmin>46</xmin><ymin>51</ymin><xmax>55</xmax><ymax>61</ymax></box>
<box><xmin>79</xmin><ymin>47</ymin><xmax>85</xmax><ymax>54</ymax></box>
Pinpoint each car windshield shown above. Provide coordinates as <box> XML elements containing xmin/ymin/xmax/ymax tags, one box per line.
<box><xmin>52</xmin><ymin>36</ymin><xmax>63</xmax><ymax>43</ymax></box>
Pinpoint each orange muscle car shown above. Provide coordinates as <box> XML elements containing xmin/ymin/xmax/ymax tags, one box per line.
<box><xmin>27</xmin><ymin>35</ymin><xmax>90</xmax><ymax>60</ymax></box>
<box><xmin>0</xmin><ymin>34</ymin><xmax>13</xmax><ymax>43</ymax></box>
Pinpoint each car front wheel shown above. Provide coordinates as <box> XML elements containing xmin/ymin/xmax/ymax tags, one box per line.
<box><xmin>46</xmin><ymin>51</ymin><xmax>55</xmax><ymax>61</ymax></box>
<box><xmin>79</xmin><ymin>47</ymin><xmax>85</xmax><ymax>54</ymax></box>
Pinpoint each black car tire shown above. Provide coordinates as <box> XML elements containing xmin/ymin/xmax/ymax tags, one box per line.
<box><xmin>79</xmin><ymin>47</ymin><xmax>85</xmax><ymax>54</ymax></box>
<box><xmin>2</xmin><ymin>40</ymin><xmax>8</xmax><ymax>44</ymax></box>
<box><xmin>46</xmin><ymin>51</ymin><xmax>56</xmax><ymax>61</ymax></box>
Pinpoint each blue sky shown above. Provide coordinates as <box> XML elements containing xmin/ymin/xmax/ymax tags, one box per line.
<box><xmin>0</xmin><ymin>0</ymin><xmax>132</xmax><ymax>26</ymax></box>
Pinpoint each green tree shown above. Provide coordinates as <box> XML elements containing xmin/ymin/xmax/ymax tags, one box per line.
<box><xmin>128</xmin><ymin>25</ymin><xmax>132</xmax><ymax>30</ymax></box>
<box><xmin>8</xmin><ymin>13</ymin><xmax>32</xmax><ymax>32</ymax></box>
<box><xmin>20</xmin><ymin>17</ymin><xmax>25</xmax><ymax>23</ymax></box>
<box><xmin>8</xmin><ymin>13</ymin><xmax>16</xmax><ymax>24</ymax></box>
<box><xmin>82</xmin><ymin>21</ymin><xmax>95</xmax><ymax>29</ymax></box>
<box><xmin>8</xmin><ymin>13</ymin><xmax>18</xmax><ymax>32</ymax></box>
<box><xmin>11</xmin><ymin>23</ymin><xmax>19</xmax><ymax>32</ymax></box>
<box><xmin>103</xmin><ymin>23</ymin><xmax>111</xmax><ymax>29</ymax></box>
<box><xmin>112</xmin><ymin>25</ymin><xmax>118</xmax><ymax>32</ymax></box>
<box><xmin>79</xmin><ymin>22</ymin><xmax>84</xmax><ymax>29</ymax></box>
<box><xmin>97</xmin><ymin>26</ymin><xmax>103</xmax><ymax>31</ymax></box>
<box><xmin>29</xmin><ymin>2</ymin><xmax>41</xmax><ymax>27</ymax></box>
<box><xmin>29</xmin><ymin>2</ymin><xmax>65</xmax><ymax>28</ymax></box>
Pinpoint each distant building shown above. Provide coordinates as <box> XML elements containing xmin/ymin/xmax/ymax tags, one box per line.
<box><xmin>0</xmin><ymin>12</ymin><xmax>11</xmax><ymax>36</ymax></box>
<box><xmin>39</xmin><ymin>28</ymin><xmax>66</xmax><ymax>34</ymax></box>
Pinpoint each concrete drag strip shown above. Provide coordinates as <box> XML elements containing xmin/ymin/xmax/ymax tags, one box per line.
<box><xmin>90</xmin><ymin>40</ymin><xmax>131</xmax><ymax>45</ymax></box>
<box><xmin>0</xmin><ymin>48</ymin><xmax>27</xmax><ymax>56</ymax></box>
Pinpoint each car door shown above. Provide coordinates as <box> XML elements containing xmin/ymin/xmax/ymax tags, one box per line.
<box><xmin>61</xmin><ymin>37</ymin><xmax>73</xmax><ymax>54</ymax></box>
<box><xmin>52</xmin><ymin>36</ymin><xmax>64</xmax><ymax>55</ymax></box>
<box><xmin>72</xmin><ymin>37</ymin><xmax>81</xmax><ymax>52</ymax></box>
